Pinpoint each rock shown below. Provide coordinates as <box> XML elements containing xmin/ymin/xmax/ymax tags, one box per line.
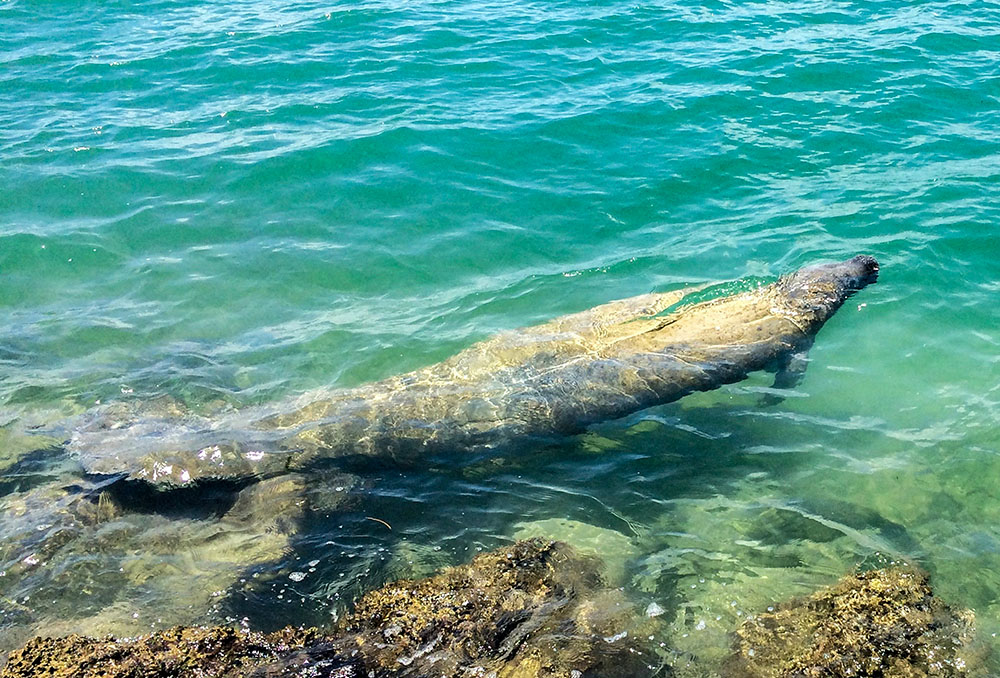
<box><xmin>0</xmin><ymin>475</ymin><xmax>314</xmax><ymax>656</ymax></box>
<box><xmin>329</xmin><ymin>537</ymin><xmax>656</xmax><ymax>677</ymax></box>
<box><xmin>513</xmin><ymin>517</ymin><xmax>639</xmax><ymax>586</ymax></box>
<box><xmin>631</xmin><ymin>497</ymin><xmax>868</xmax><ymax>673</ymax></box>
<box><xmin>383</xmin><ymin>538</ymin><xmax>453</xmax><ymax>581</ymax></box>
<box><xmin>1</xmin><ymin>626</ymin><xmax>319</xmax><ymax>678</ymax></box>
<box><xmin>1</xmin><ymin>539</ymin><xmax>663</xmax><ymax>678</ymax></box>
<box><xmin>724</xmin><ymin>567</ymin><xmax>985</xmax><ymax>678</ymax></box>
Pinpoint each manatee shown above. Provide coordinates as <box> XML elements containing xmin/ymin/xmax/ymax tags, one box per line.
<box><xmin>60</xmin><ymin>255</ymin><xmax>878</xmax><ymax>488</ymax></box>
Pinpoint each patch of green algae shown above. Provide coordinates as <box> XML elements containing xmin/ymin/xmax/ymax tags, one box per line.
<box><xmin>0</xmin><ymin>425</ymin><xmax>61</xmax><ymax>476</ymax></box>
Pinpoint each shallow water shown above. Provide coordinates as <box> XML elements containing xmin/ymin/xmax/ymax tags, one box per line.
<box><xmin>2</xmin><ymin>0</ymin><xmax>999</xmax><ymax>671</ymax></box>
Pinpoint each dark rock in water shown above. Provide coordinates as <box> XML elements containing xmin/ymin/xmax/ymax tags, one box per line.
<box><xmin>725</xmin><ymin>567</ymin><xmax>984</xmax><ymax>678</ymax></box>
<box><xmin>1</xmin><ymin>539</ymin><xmax>661</xmax><ymax>678</ymax></box>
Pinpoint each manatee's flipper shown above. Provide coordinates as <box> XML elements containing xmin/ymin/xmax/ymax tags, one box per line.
<box><xmin>302</xmin><ymin>469</ymin><xmax>361</xmax><ymax>515</ymax></box>
<box><xmin>771</xmin><ymin>344</ymin><xmax>812</xmax><ymax>390</ymax></box>
<box><xmin>759</xmin><ymin>341</ymin><xmax>813</xmax><ymax>406</ymax></box>
<box><xmin>218</xmin><ymin>469</ymin><xmax>358</xmax><ymax>534</ymax></box>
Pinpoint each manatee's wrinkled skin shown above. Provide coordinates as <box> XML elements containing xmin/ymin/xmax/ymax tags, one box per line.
<box><xmin>67</xmin><ymin>256</ymin><xmax>879</xmax><ymax>487</ymax></box>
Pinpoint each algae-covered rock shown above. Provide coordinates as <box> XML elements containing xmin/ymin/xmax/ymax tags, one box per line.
<box><xmin>631</xmin><ymin>497</ymin><xmax>884</xmax><ymax>674</ymax></box>
<box><xmin>2</xmin><ymin>540</ymin><xmax>663</xmax><ymax>678</ymax></box>
<box><xmin>332</xmin><ymin>537</ymin><xmax>656</xmax><ymax>677</ymax></box>
<box><xmin>725</xmin><ymin>567</ymin><xmax>985</xmax><ymax>678</ymax></box>
<box><xmin>1</xmin><ymin>626</ymin><xmax>320</xmax><ymax>678</ymax></box>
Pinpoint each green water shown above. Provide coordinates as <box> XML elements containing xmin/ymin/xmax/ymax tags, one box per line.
<box><xmin>2</xmin><ymin>0</ymin><xmax>999</xmax><ymax>671</ymax></box>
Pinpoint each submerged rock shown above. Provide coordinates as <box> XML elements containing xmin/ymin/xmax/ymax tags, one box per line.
<box><xmin>0</xmin><ymin>473</ymin><xmax>353</xmax><ymax>656</ymax></box>
<box><xmin>512</xmin><ymin>517</ymin><xmax>639</xmax><ymax>586</ymax></box>
<box><xmin>725</xmin><ymin>567</ymin><xmax>985</xmax><ymax>678</ymax></box>
<box><xmin>383</xmin><ymin>537</ymin><xmax>454</xmax><ymax>581</ymax></box>
<box><xmin>631</xmin><ymin>497</ymin><xmax>879</xmax><ymax>673</ymax></box>
<box><xmin>1</xmin><ymin>539</ymin><xmax>663</xmax><ymax>678</ymax></box>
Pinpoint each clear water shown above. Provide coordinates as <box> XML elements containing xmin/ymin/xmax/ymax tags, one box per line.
<box><xmin>2</xmin><ymin>0</ymin><xmax>999</xmax><ymax>671</ymax></box>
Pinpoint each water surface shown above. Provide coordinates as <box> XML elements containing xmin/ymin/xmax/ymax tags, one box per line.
<box><xmin>2</xmin><ymin>0</ymin><xmax>999</xmax><ymax>671</ymax></box>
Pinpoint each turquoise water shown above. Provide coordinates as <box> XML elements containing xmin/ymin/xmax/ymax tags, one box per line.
<box><xmin>2</xmin><ymin>0</ymin><xmax>999</xmax><ymax>670</ymax></box>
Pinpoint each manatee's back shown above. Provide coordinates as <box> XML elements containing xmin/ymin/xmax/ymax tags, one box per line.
<box><xmin>265</xmin><ymin>285</ymin><xmax>708</xmax><ymax>460</ymax></box>
<box><xmin>65</xmin><ymin>283</ymin><xmax>720</xmax><ymax>477</ymax></box>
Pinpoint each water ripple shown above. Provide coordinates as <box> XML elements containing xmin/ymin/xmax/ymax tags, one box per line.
<box><xmin>2</xmin><ymin>0</ymin><xmax>1000</xmax><ymax>668</ymax></box>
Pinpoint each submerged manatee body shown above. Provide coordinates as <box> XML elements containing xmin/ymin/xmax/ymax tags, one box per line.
<box><xmin>68</xmin><ymin>255</ymin><xmax>879</xmax><ymax>487</ymax></box>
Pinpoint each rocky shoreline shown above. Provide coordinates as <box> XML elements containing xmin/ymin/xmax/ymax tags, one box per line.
<box><xmin>2</xmin><ymin>539</ymin><xmax>657</xmax><ymax>678</ymax></box>
<box><xmin>1</xmin><ymin>540</ymin><xmax>985</xmax><ymax>678</ymax></box>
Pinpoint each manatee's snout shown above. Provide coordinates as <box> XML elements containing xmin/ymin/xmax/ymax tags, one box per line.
<box><xmin>777</xmin><ymin>254</ymin><xmax>879</xmax><ymax>325</ymax></box>
<box><xmin>787</xmin><ymin>254</ymin><xmax>879</xmax><ymax>295</ymax></box>
<box><xmin>836</xmin><ymin>254</ymin><xmax>880</xmax><ymax>292</ymax></box>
